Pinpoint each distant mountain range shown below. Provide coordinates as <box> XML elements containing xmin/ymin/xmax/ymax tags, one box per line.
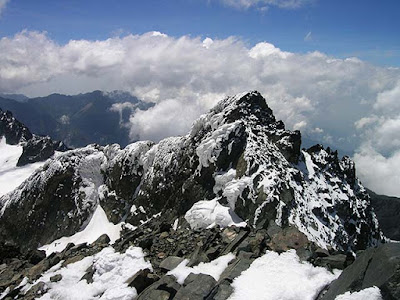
<box><xmin>0</xmin><ymin>90</ymin><xmax>153</xmax><ymax>148</ymax></box>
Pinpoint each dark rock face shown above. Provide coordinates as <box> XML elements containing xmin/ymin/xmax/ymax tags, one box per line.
<box><xmin>368</xmin><ymin>189</ymin><xmax>400</xmax><ymax>241</ymax></box>
<box><xmin>0</xmin><ymin>109</ymin><xmax>32</xmax><ymax>144</ymax></box>
<box><xmin>0</xmin><ymin>109</ymin><xmax>68</xmax><ymax>167</ymax></box>
<box><xmin>320</xmin><ymin>243</ymin><xmax>400</xmax><ymax>300</ymax></box>
<box><xmin>17</xmin><ymin>136</ymin><xmax>68</xmax><ymax>166</ymax></box>
<box><xmin>0</xmin><ymin>146</ymin><xmax>101</xmax><ymax>252</ymax></box>
<box><xmin>127</xmin><ymin>268</ymin><xmax>158</xmax><ymax>294</ymax></box>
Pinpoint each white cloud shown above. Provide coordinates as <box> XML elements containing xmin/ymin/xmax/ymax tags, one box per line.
<box><xmin>248</xmin><ymin>42</ymin><xmax>292</xmax><ymax>59</ymax></box>
<box><xmin>219</xmin><ymin>0</ymin><xmax>313</xmax><ymax>10</ymax></box>
<box><xmin>374</xmin><ymin>82</ymin><xmax>400</xmax><ymax>112</ymax></box>
<box><xmin>311</xmin><ymin>127</ymin><xmax>323</xmax><ymax>133</ymax></box>
<box><xmin>0</xmin><ymin>0</ymin><xmax>9</xmax><ymax>17</ymax></box>
<box><xmin>354</xmin><ymin>115</ymin><xmax>379</xmax><ymax>129</ymax></box>
<box><xmin>1</xmin><ymin>30</ymin><xmax>400</xmax><ymax>195</ymax></box>
<box><xmin>110</xmin><ymin>102</ymin><xmax>139</xmax><ymax>126</ymax></box>
<box><xmin>353</xmin><ymin>80</ymin><xmax>400</xmax><ymax>196</ymax></box>
<box><xmin>354</xmin><ymin>146</ymin><xmax>400</xmax><ymax>197</ymax></box>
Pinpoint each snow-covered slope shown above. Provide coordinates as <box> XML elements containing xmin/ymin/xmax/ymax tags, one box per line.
<box><xmin>0</xmin><ymin>138</ymin><xmax>46</xmax><ymax>197</ymax></box>
<box><xmin>0</xmin><ymin>92</ymin><xmax>383</xmax><ymax>254</ymax></box>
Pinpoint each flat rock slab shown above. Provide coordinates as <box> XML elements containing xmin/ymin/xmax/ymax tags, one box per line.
<box><xmin>159</xmin><ymin>256</ymin><xmax>185</xmax><ymax>271</ymax></box>
<box><xmin>175</xmin><ymin>273</ymin><xmax>217</xmax><ymax>300</ymax></box>
<box><xmin>320</xmin><ymin>243</ymin><xmax>400</xmax><ymax>300</ymax></box>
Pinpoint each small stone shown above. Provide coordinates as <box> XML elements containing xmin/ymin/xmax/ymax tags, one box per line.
<box><xmin>27</xmin><ymin>249</ymin><xmax>46</xmax><ymax>264</ymax></box>
<box><xmin>315</xmin><ymin>247</ymin><xmax>330</xmax><ymax>257</ymax></box>
<box><xmin>143</xmin><ymin>289</ymin><xmax>170</xmax><ymax>300</ymax></box>
<box><xmin>159</xmin><ymin>232</ymin><xmax>169</xmax><ymax>239</ymax></box>
<box><xmin>62</xmin><ymin>255</ymin><xmax>85</xmax><ymax>267</ymax></box>
<box><xmin>127</xmin><ymin>268</ymin><xmax>158</xmax><ymax>294</ymax></box>
<box><xmin>80</xmin><ymin>266</ymin><xmax>95</xmax><ymax>284</ymax></box>
<box><xmin>159</xmin><ymin>256</ymin><xmax>185</xmax><ymax>271</ymax></box>
<box><xmin>222</xmin><ymin>228</ymin><xmax>237</xmax><ymax>243</ymax></box>
<box><xmin>91</xmin><ymin>234</ymin><xmax>110</xmax><ymax>246</ymax></box>
<box><xmin>175</xmin><ymin>273</ymin><xmax>217</xmax><ymax>300</ymax></box>
<box><xmin>50</xmin><ymin>274</ymin><xmax>62</xmax><ymax>282</ymax></box>
<box><xmin>157</xmin><ymin>252</ymin><xmax>166</xmax><ymax>259</ymax></box>
<box><xmin>70</xmin><ymin>243</ymin><xmax>88</xmax><ymax>252</ymax></box>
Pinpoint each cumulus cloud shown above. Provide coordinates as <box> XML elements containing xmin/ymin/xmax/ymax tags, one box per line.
<box><xmin>1</xmin><ymin>30</ymin><xmax>400</xmax><ymax>195</ymax></box>
<box><xmin>110</xmin><ymin>102</ymin><xmax>139</xmax><ymax>126</ymax></box>
<box><xmin>219</xmin><ymin>0</ymin><xmax>313</xmax><ymax>10</ymax></box>
<box><xmin>353</xmin><ymin>81</ymin><xmax>400</xmax><ymax>196</ymax></box>
<box><xmin>354</xmin><ymin>147</ymin><xmax>400</xmax><ymax>197</ymax></box>
<box><xmin>373</xmin><ymin>82</ymin><xmax>400</xmax><ymax>112</ymax></box>
<box><xmin>0</xmin><ymin>0</ymin><xmax>8</xmax><ymax>17</ymax></box>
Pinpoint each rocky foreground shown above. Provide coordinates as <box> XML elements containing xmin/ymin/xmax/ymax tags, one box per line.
<box><xmin>0</xmin><ymin>92</ymin><xmax>398</xmax><ymax>299</ymax></box>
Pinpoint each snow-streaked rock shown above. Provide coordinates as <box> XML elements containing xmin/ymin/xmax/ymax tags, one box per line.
<box><xmin>21</xmin><ymin>246</ymin><xmax>152</xmax><ymax>300</ymax></box>
<box><xmin>0</xmin><ymin>91</ymin><xmax>384</xmax><ymax>254</ymax></box>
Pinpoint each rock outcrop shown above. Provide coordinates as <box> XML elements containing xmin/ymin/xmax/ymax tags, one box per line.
<box><xmin>320</xmin><ymin>243</ymin><xmax>400</xmax><ymax>300</ymax></box>
<box><xmin>0</xmin><ymin>108</ymin><xmax>67</xmax><ymax>167</ymax></box>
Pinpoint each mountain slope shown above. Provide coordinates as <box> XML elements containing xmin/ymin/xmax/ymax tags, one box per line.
<box><xmin>0</xmin><ymin>91</ymin><xmax>392</xmax><ymax>300</ymax></box>
<box><xmin>0</xmin><ymin>109</ymin><xmax>67</xmax><ymax>197</ymax></box>
<box><xmin>0</xmin><ymin>91</ymin><xmax>383</xmax><ymax>254</ymax></box>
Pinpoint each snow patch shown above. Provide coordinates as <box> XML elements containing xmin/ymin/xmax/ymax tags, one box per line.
<box><xmin>23</xmin><ymin>246</ymin><xmax>152</xmax><ymax>300</ymax></box>
<box><xmin>185</xmin><ymin>199</ymin><xmax>246</xmax><ymax>230</ymax></box>
<box><xmin>172</xmin><ymin>218</ymin><xmax>179</xmax><ymax>231</ymax></box>
<box><xmin>0</xmin><ymin>137</ymin><xmax>45</xmax><ymax>197</ymax></box>
<box><xmin>335</xmin><ymin>286</ymin><xmax>382</xmax><ymax>300</ymax></box>
<box><xmin>39</xmin><ymin>205</ymin><xmax>123</xmax><ymax>256</ymax></box>
<box><xmin>228</xmin><ymin>250</ymin><xmax>340</xmax><ymax>300</ymax></box>
<box><xmin>167</xmin><ymin>253</ymin><xmax>235</xmax><ymax>284</ymax></box>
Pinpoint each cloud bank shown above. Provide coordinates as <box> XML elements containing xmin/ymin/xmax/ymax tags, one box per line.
<box><xmin>0</xmin><ymin>30</ymin><xmax>400</xmax><ymax>196</ymax></box>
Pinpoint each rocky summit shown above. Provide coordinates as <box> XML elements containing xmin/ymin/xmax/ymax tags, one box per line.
<box><xmin>0</xmin><ymin>91</ymin><xmax>395</xmax><ymax>300</ymax></box>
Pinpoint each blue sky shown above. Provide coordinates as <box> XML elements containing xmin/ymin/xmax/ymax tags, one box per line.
<box><xmin>1</xmin><ymin>0</ymin><xmax>400</xmax><ymax>196</ymax></box>
<box><xmin>1</xmin><ymin>0</ymin><xmax>399</xmax><ymax>66</ymax></box>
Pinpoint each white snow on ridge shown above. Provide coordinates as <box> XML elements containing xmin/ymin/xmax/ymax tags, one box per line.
<box><xmin>22</xmin><ymin>246</ymin><xmax>152</xmax><ymax>300</ymax></box>
<box><xmin>303</xmin><ymin>151</ymin><xmax>316</xmax><ymax>178</ymax></box>
<box><xmin>196</xmin><ymin>120</ymin><xmax>242</xmax><ymax>170</ymax></box>
<box><xmin>0</xmin><ymin>137</ymin><xmax>45</xmax><ymax>197</ymax></box>
<box><xmin>39</xmin><ymin>205</ymin><xmax>123</xmax><ymax>256</ymax></box>
<box><xmin>335</xmin><ymin>286</ymin><xmax>383</xmax><ymax>300</ymax></box>
<box><xmin>228</xmin><ymin>250</ymin><xmax>341</xmax><ymax>300</ymax></box>
<box><xmin>185</xmin><ymin>199</ymin><xmax>247</xmax><ymax>230</ymax></box>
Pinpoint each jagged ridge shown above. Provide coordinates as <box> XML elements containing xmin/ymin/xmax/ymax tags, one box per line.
<box><xmin>0</xmin><ymin>109</ymin><xmax>67</xmax><ymax>166</ymax></box>
<box><xmin>0</xmin><ymin>92</ymin><xmax>383</xmax><ymax>253</ymax></box>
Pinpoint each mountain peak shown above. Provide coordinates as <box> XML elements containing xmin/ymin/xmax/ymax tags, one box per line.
<box><xmin>0</xmin><ymin>92</ymin><xmax>383</xmax><ymax>255</ymax></box>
